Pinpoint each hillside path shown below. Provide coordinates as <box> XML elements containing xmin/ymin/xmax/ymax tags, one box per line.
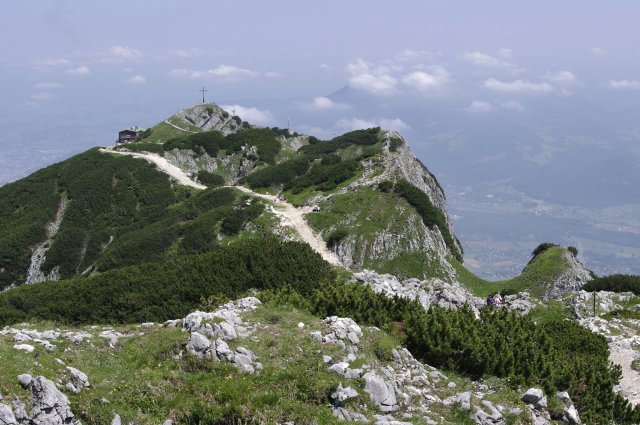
<box><xmin>228</xmin><ymin>185</ymin><xmax>342</xmax><ymax>266</ymax></box>
<box><xmin>163</xmin><ymin>120</ymin><xmax>196</xmax><ymax>133</ymax></box>
<box><xmin>610</xmin><ymin>345</ymin><xmax>640</xmax><ymax>406</ymax></box>
<box><xmin>100</xmin><ymin>148</ymin><xmax>206</xmax><ymax>189</ymax></box>
<box><xmin>99</xmin><ymin>148</ymin><xmax>342</xmax><ymax>267</ymax></box>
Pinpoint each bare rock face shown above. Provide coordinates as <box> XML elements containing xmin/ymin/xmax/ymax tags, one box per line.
<box><xmin>544</xmin><ymin>252</ymin><xmax>593</xmax><ymax>300</ymax></box>
<box><xmin>29</xmin><ymin>376</ymin><xmax>80</xmax><ymax>425</ymax></box>
<box><xmin>173</xmin><ymin>104</ymin><xmax>245</xmax><ymax>136</ymax></box>
<box><xmin>352</xmin><ymin>270</ymin><xmax>484</xmax><ymax>315</ymax></box>
<box><xmin>363</xmin><ymin>371</ymin><xmax>398</xmax><ymax>413</ymax></box>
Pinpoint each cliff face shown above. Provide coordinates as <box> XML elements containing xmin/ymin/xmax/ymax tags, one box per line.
<box><xmin>343</xmin><ymin>130</ymin><xmax>462</xmax><ymax>258</ymax></box>
<box><xmin>157</xmin><ymin>118</ymin><xmax>462</xmax><ymax>280</ymax></box>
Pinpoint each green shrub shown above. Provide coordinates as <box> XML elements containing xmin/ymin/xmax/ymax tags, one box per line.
<box><xmin>300</xmin><ymin>128</ymin><xmax>380</xmax><ymax>156</ymax></box>
<box><xmin>568</xmin><ymin>246</ymin><xmax>578</xmax><ymax>257</ymax></box>
<box><xmin>285</xmin><ymin>159</ymin><xmax>359</xmax><ymax>193</ymax></box>
<box><xmin>0</xmin><ymin>238</ymin><xmax>336</xmax><ymax>325</ymax></box>
<box><xmin>583</xmin><ymin>274</ymin><xmax>640</xmax><ymax>296</ymax></box>
<box><xmin>532</xmin><ymin>243</ymin><xmax>558</xmax><ymax>258</ymax></box>
<box><xmin>197</xmin><ymin>171</ymin><xmax>225</xmax><ymax>187</ymax></box>
<box><xmin>243</xmin><ymin>157</ymin><xmax>310</xmax><ymax>188</ymax></box>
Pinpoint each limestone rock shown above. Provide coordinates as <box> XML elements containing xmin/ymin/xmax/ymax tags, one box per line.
<box><xmin>364</xmin><ymin>371</ymin><xmax>398</xmax><ymax>413</ymax></box>
<box><xmin>330</xmin><ymin>383</ymin><xmax>359</xmax><ymax>405</ymax></box>
<box><xmin>17</xmin><ymin>374</ymin><xmax>33</xmax><ymax>389</ymax></box>
<box><xmin>0</xmin><ymin>403</ymin><xmax>17</xmax><ymax>425</ymax></box>
<box><xmin>352</xmin><ymin>270</ymin><xmax>484</xmax><ymax>316</ymax></box>
<box><xmin>66</xmin><ymin>366</ymin><xmax>90</xmax><ymax>390</ymax></box>
<box><xmin>543</xmin><ymin>252</ymin><xmax>593</xmax><ymax>300</ymax></box>
<box><xmin>29</xmin><ymin>376</ymin><xmax>80</xmax><ymax>425</ymax></box>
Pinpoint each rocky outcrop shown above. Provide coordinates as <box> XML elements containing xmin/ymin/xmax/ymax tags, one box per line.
<box><xmin>163</xmin><ymin>144</ymin><xmax>259</xmax><ymax>184</ymax></box>
<box><xmin>351</xmin><ymin>270</ymin><xmax>484</xmax><ymax>314</ymax></box>
<box><xmin>180</xmin><ymin>297</ymin><xmax>262</xmax><ymax>373</ymax></box>
<box><xmin>345</xmin><ymin>131</ymin><xmax>461</xmax><ymax>258</ymax></box>
<box><xmin>364</xmin><ymin>371</ymin><xmax>399</xmax><ymax>413</ymax></box>
<box><xmin>1</xmin><ymin>376</ymin><xmax>81</xmax><ymax>425</ymax></box>
<box><xmin>544</xmin><ymin>252</ymin><xmax>593</xmax><ymax>300</ymax></box>
<box><xmin>173</xmin><ymin>104</ymin><xmax>245</xmax><ymax>136</ymax></box>
<box><xmin>25</xmin><ymin>197</ymin><xmax>69</xmax><ymax>285</ymax></box>
<box><xmin>330</xmin><ymin>205</ymin><xmax>457</xmax><ymax>281</ymax></box>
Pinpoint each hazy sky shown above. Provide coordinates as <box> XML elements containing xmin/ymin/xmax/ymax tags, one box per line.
<box><xmin>2</xmin><ymin>1</ymin><xmax>640</xmax><ymax>181</ymax></box>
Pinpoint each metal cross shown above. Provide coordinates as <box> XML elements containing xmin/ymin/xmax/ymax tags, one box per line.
<box><xmin>199</xmin><ymin>86</ymin><xmax>208</xmax><ymax>103</ymax></box>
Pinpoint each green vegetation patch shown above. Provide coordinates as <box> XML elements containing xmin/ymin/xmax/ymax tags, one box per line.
<box><xmin>197</xmin><ymin>170</ymin><xmax>225</xmax><ymax>187</ymax></box>
<box><xmin>583</xmin><ymin>274</ymin><xmax>640</xmax><ymax>295</ymax></box>
<box><xmin>0</xmin><ymin>238</ymin><xmax>335</xmax><ymax>325</ymax></box>
<box><xmin>163</xmin><ymin>128</ymin><xmax>282</xmax><ymax>165</ymax></box>
<box><xmin>300</xmin><ymin>128</ymin><xmax>380</xmax><ymax>156</ymax></box>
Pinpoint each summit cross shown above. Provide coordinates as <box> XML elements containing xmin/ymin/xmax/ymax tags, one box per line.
<box><xmin>199</xmin><ymin>86</ymin><xmax>208</xmax><ymax>104</ymax></box>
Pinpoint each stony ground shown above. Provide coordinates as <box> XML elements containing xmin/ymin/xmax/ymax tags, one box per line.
<box><xmin>0</xmin><ymin>295</ymin><xmax>578</xmax><ymax>424</ymax></box>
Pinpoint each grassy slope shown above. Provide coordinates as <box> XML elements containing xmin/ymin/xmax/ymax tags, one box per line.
<box><xmin>0</xmin><ymin>301</ymin><xmax>533</xmax><ymax>424</ymax></box>
<box><xmin>455</xmin><ymin>247</ymin><xmax>573</xmax><ymax>298</ymax></box>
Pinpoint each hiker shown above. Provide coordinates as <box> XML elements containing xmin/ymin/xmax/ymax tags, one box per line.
<box><xmin>493</xmin><ymin>292</ymin><xmax>503</xmax><ymax>306</ymax></box>
<box><xmin>486</xmin><ymin>295</ymin><xmax>494</xmax><ymax>307</ymax></box>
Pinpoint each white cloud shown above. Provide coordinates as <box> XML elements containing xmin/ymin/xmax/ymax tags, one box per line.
<box><xmin>220</xmin><ymin>104</ymin><xmax>274</xmax><ymax>125</ymax></box>
<box><xmin>501</xmin><ymin>100</ymin><xmax>524</xmax><ymax>111</ymax></box>
<box><xmin>109</xmin><ymin>45</ymin><xmax>144</xmax><ymax>60</ymax></box>
<box><xmin>462</xmin><ymin>51</ymin><xmax>522</xmax><ymax>73</ymax></box>
<box><xmin>34</xmin><ymin>58</ymin><xmax>70</xmax><ymax>67</ymax></box>
<box><xmin>169</xmin><ymin>65</ymin><xmax>273</xmax><ymax>81</ymax></box>
<box><xmin>33</xmin><ymin>82</ymin><xmax>62</xmax><ymax>89</ymax></box>
<box><xmin>590</xmin><ymin>47</ymin><xmax>607</xmax><ymax>57</ymax></box>
<box><xmin>465</xmin><ymin>101</ymin><xmax>493</xmax><ymax>113</ymax></box>
<box><xmin>65</xmin><ymin>65</ymin><xmax>90</xmax><ymax>75</ymax></box>
<box><xmin>543</xmin><ymin>70</ymin><xmax>577</xmax><ymax>85</ymax></box>
<box><xmin>210</xmin><ymin>65</ymin><xmax>259</xmax><ymax>78</ymax></box>
<box><xmin>401</xmin><ymin>66</ymin><xmax>450</xmax><ymax>92</ymax></box>
<box><xmin>302</xmin><ymin>96</ymin><xmax>349</xmax><ymax>111</ymax></box>
<box><xmin>319</xmin><ymin>63</ymin><xmax>330</xmax><ymax>70</ymax></box>
<box><xmin>608</xmin><ymin>80</ymin><xmax>640</xmax><ymax>90</ymax></box>
<box><xmin>379</xmin><ymin>118</ymin><xmax>410</xmax><ymax>131</ymax></box>
<box><xmin>346</xmin><ymin>58</ymin><xmax>398</xmax><ymax>95</ymax></box>
<box><xmin>127</xmin><ymin>75</ymin><xmax>147</xmax><ymax>84</ymax></box>
<box><xmin>395</xmin><ymin>49</ymin><xmax>432</xmax><ymax>62</ymax></box>
<box><xmin>483</xmin><ymin>78</ymin><xmax>554</xmax><ymax>93</ymax></box>
<box><xmin>349</xmin><ymin>73</ymin><xmax>398</xmax><ymax>95</ymax></box>
<box><xmin>496</xmin><ymin>48</ymin><xmax>513</xmax><ymax>59</ymax></box>
<box><xmin>336</xmin><ymin>117</ymin><xmax>409</xmax><ymax>132</ymax></box>
<box><xmin>29</xmin><ymin>92</ymin><xmax>53</xmax><ymax>101</ymax></box>
<box><xmin>168</xmin><ymin>48</ymin><xmax>204</xmax><ymax>58</ymax></box>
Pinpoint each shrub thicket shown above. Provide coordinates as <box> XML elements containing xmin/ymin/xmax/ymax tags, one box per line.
<box><xmin>242</xmin><ymin>158</ymin><xmax>310</xmax><ymax>188</ymax></box>
<box><xmin>197</xmin><ymin>171</ymin><xmax>225</xmax><ymax>187</ymax></box>
<box><xmin>583</xmin><ymin>274</ymin><xmax>640</xmax><ymax>295</ymax></box>
<box><xmin>300</xmin><ymin>128</ymin><xmax>380</xmax><ymax>156</ymax></box>
<box><xmin>163</xmin><ymin>128</ymin><xmax>281</xmax><ymax>164</ymax></box>
<box><xmin>0</xmin><ymin>238</ymin><xmax>335</xmax><ymax>325</ymax></box>
<box><xmin>285</xmin><ymin>159</ymin><xmax>359</xmax><ymax>193</ymax></box>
